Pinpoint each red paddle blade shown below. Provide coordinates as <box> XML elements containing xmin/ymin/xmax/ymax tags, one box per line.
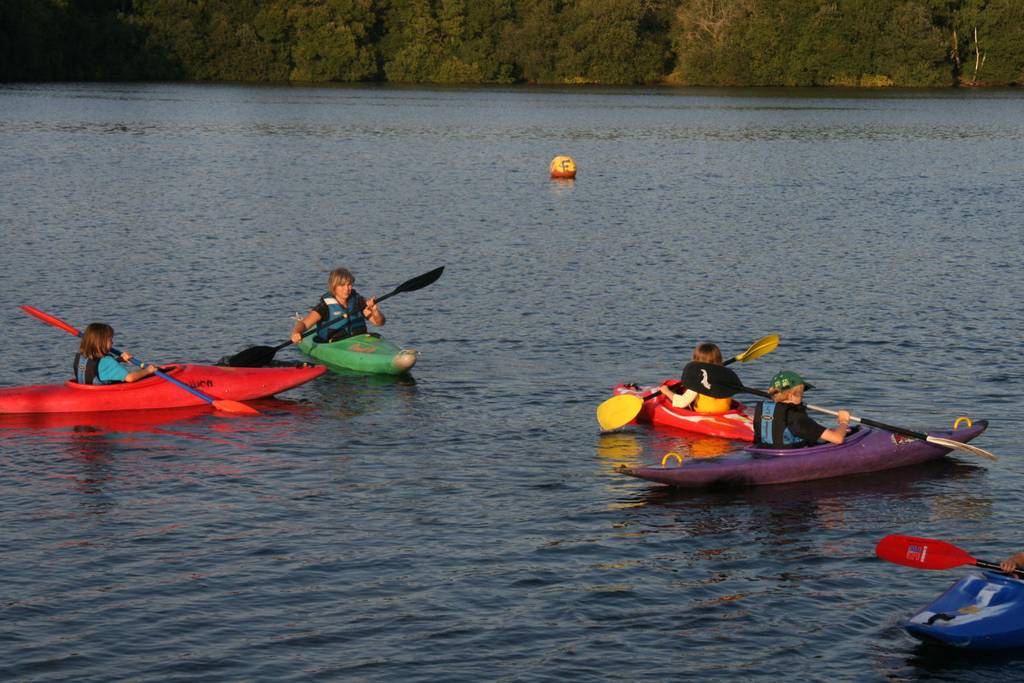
<box><xmin>875</xmin><ymin>534</ymin><xmax>977</xmax><ymax>570</ymax></box>
<box><xmin>211</xmin><ymin>399</ymin><xmax>260</xmax><ymax>416</ymax></box>
<box><xmin>20</xmin><ymin>305</ymin><xmax>82</xmax><ymax>337</ymax></box>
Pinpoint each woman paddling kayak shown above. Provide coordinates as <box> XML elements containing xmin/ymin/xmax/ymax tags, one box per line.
<box><xmin>290</xmin><ymin>267</ymin><xmax>385</xmax><ymax>344</ymax></box>
<box><xmin>753</xmin><ymin>370</ymin><xmax>851</xmax><ymax>447</ymax></box>
<box><xmin>74</xmin><ymin>323</ymin><xmax>158</xmax><ymax>385</ymax></box>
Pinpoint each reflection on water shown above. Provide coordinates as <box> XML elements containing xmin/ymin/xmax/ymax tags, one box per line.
<box><xmin>627</xmin><ymin>458</ymin><xmax>984</xmax><ymax>513</ymax></box>
<box><xmin>594</xmin><ymin>432</ymin><xmax>643</xmax><ymax>467</ymax></box>
<box><xmin>66</xmin><ymin>434</ymin><xmax>120</xmax><ymax>504</ymax></box>
<box><xmin>309</xmin><ymin>369</ymin><xmax>418</xmax><ymax>420</ymax></box>
<box><xmin>0</xmin><ymin>404</ymin><xmax>211</xmax><ymax>433</ymax></box>
<box><xmin>879</xmin><ymin>635</ymin><xmax>1024</xmax><ymax>682</ymax></box>
<box><xmin>928</xmin><ymin>493</ymin><xmax>995</xmax><ymax>523</ymax></box>
<box><xmin>596</xmin><ymin>425</ymin><xmax>746</xmax><ymax>471</ymax></box>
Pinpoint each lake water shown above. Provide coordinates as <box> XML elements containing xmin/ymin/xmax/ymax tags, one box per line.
<box><xmin>1</xmin><ymin>83</ymin><xmax>1022</xmax><ymax>681</ymax></box>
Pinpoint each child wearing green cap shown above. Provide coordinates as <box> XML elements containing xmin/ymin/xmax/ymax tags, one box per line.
<box><xmin>752</xmin><ymin>370</ymin><xmax>851</xmax><ymax>448</ymax></box>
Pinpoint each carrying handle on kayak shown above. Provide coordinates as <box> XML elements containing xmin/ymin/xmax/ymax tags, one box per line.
<box><xmin>661</xmin><ymin>451</ymin><xmax>684</xmax><ymax>467</ymax></box>
<box><xmin>19</xmin><ymin>305</ymin><xmax>259</xmax><ymax>416</ymax></box>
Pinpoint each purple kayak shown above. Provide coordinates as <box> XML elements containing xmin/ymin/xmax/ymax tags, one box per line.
<box><xmin>623</xmin><ymin>420</ymin><xmax>988</xmax><ymax>488</ymax></box>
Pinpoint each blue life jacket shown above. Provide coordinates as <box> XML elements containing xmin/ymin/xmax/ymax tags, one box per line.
<box><xmin>753</xmin><ymin>401</ymin><xmax>807</xmax><ymax>449</ymax></box>
<box><xmin>73</xmin><ymin>353</ymin><xmax>103</xmax><ymax>385</ymax></box>
<box><xmin>314</xmin><ymin>291</ymin><xmax>367</xmax><ymax>342</ymax></box>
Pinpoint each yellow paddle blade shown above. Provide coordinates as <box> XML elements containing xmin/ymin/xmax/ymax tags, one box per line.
<box><xmin>734</xmin><ymin>334</ymin><xmax>779</xmax><ymax>363</ymax></box>
<box><xmin>596</xmin><ymin>394</ymin><xmax>644</xmax><ymax>432</ymax></box>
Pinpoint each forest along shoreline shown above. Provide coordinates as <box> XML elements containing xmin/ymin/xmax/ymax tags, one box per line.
<box><xmin>2</xmin><ymin>0</ymin><xmax>1021</xmax><ymax>88</ymax></box>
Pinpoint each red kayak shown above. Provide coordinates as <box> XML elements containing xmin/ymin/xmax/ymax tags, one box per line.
<box><xmin>612</xmin><ymin>382</ymin><xmax>755</xmax><ymax>441</ymax></box>
<box><xmin>0</xmin><ymin>363</ymin><xmax>326</xmax><ymax>414</ymax></box>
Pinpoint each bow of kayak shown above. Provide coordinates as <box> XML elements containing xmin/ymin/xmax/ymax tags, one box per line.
<box><xmin>904</xmin><ymin>571</ymin><xmax>1024</xmax><ymax>650</ymax></box>
<box><xmin>298</xmin><ymin>333</ymin><xmax>416</xmax><ymax>375</ymax></box>
<box><xmin>622</xmin><ymin>420</ymin><xmax>988</xmax><ymax>488</ymax></box>
<box><xmin>0</xmin><ymin>363</ymin><xmax>327</xmax><ymax>414</ymax></box>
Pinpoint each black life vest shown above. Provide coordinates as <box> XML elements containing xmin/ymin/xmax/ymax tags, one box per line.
<box><xmin>753</xmin><ymin>401</ymin><xmax>808</xmax><ymax>449</ymax></box>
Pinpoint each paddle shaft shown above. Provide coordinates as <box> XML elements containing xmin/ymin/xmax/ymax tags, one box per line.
<box><xmin>737</xmin><ymin>383</ymin><xmax>928</xmax><ymax>441</ymax></box>
<box><xmin>974</xmin><ymin>559</ymin><xmax>1008</xmax><ymax>572</ymax></box>
<box><xmin>20</xmin><ymin>305</ymin><xmax>247</xmax><ymax>411</ymax></box>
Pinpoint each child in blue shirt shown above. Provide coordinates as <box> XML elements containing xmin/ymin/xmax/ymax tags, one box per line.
<box><xmin>73</xmin><ymin>323</ymin><xmax>157</xmax><ymax>384</ymax></box>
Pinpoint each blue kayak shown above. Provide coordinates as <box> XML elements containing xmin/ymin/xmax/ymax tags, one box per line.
<box><xmin>903</xmin><ymin>572</ymin><xmax>1024</xmax><ymax>650</ymax></box>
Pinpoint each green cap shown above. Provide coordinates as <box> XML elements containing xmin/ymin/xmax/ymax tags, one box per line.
<box><xmin>770</xmin><ymin>370</ymin><xmax>814</xmax><ymax>392</ymax></box>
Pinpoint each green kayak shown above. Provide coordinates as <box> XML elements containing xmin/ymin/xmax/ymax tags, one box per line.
<box><xmin>297</xmin><ymin>333</ymin><xmax>417</xmax><ymax>375</ymax></box>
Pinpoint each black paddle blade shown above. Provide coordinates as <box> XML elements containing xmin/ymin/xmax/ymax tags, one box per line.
<box><xmin>396</xmin><ymin>265</ymin><xmax>444</xmax><ymax>293</ymax></box>
<box><xmin>223</xmin><ymin>345</ymin><xmax>277</xmax><ymax>367</ymax></box>
<box><xmin>376</xmin><ymin>266</ymin><xmax>445</xmax><ymax>303</ymax></box>
<box><xmin>681</xmin><ymin>362</ymin><xmax>743</xmax><ymax>398</ymax></box>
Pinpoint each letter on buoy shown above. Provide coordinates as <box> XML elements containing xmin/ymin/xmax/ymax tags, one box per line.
<box><xmin>549</xmin><ymin>155</ymin><xmax>577</xmax><ymax>179</ymax></box>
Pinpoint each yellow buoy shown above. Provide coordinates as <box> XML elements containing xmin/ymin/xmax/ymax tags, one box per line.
<box><xmin>549</xmin><ymin>155</ymin><xmax>577</xmax><ymax>179</ymax></box>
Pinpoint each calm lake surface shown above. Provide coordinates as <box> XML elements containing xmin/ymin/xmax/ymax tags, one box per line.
<box><xmin>1</xmin><ymin>83</ymin><xmax>1022</xmax><ymax>682</ymax></box>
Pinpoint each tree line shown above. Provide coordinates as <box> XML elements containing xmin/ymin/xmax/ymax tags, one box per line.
<box><xmin>2</xmin><ymin>0</ymin><xmax>1022</xmax><ymax>86</ymax></box>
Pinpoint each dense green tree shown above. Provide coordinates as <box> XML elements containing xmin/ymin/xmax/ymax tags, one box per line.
<box><xmin>288</xmin><ymin>0</ymin><xmax>378</xmax><ymax>81</ymax></box>
<box><xmin>379</xmin><ymin>0</ymin><xmax>445</xmax><ymax>81</ymax></box>
<box><xmin>380</xmin><ymin>0</ymin><xmax>513</xmax><ymax>83</ymax></box>
<box><xmin>950</xmin><ymin>0</ymin><xmax>1024</xmax><ymax>85</ymax></box>
<box><xmin>558</xmin><ymin>0</ymin><xmax>672</xmax><ymax>84</ymax></box>
<box><xmin>671</xmin><ymin>0</ymin><xmax>793</xmax><ymax>85</ymax></box>
<box><xmin>877</xmin><ymin>2</ymin><xmax>948</xmax><ymax>86</ymax></box>
<box><xmin>672</xmin><ymin>0</ymin><xmax>949</xmax><ymax>86</ymax></box>
<box><xmin>1</xmin><ymin>0</ymin><xmax>1021</xmax><ymax>86</ymax></box>
<box><xmin>131</xmin><ymin>0</ymin><xmax>212</xmax><ymax>78</ymax></box>
<box><xmin>498</xmin><ymin>0</ymin><xmax>563</xmax><ymax>83</ymax></box>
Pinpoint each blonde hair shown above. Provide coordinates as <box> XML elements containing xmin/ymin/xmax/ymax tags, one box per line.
<box><xmin>328</xmin><ymin>268</ymin><xmax>355</xmax><ymax>291</ymax></box>
<box><xmin>79</xmin><ymin>323</ymin><xmax>114</xmax><ymax>360</ymax></box>
<box><xmin>692</xmin><ymin>342</ymin><xmax>723</xmax><ymax>365</ymax></box>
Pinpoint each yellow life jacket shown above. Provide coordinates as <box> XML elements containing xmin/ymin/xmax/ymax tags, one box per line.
<box><xmin>693</xmin><ymin>394</ymin><xmax>732</xmax><ymax>414</ymax></box>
